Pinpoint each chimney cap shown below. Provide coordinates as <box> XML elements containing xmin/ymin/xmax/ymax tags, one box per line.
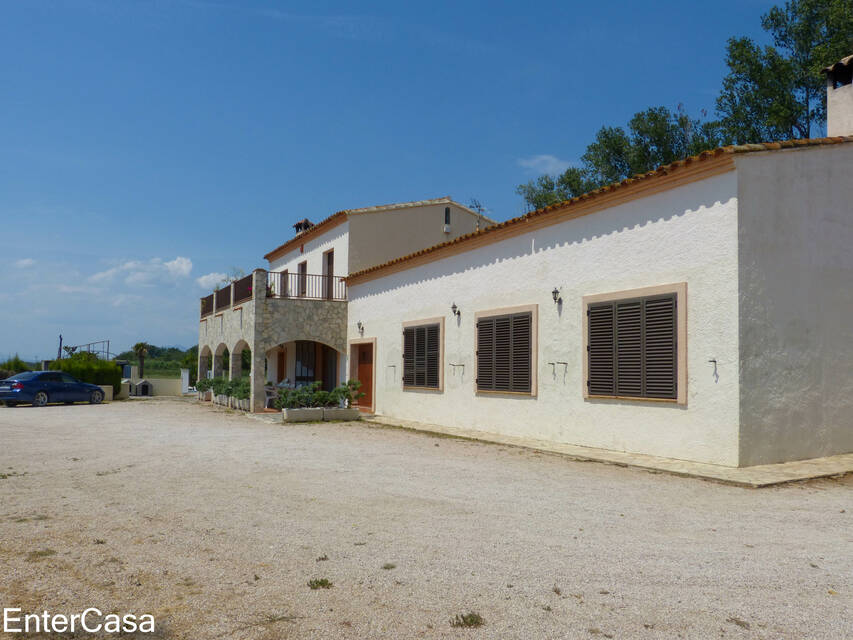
<box><xmin>822</xmin><ymin>54</ymin><xmax>853</xmax><ymax>74</ymax></box>
<box><xmin>293</xmin><ymin>218</ymin><xmax>314</xmax><ymax>233</ymax></box>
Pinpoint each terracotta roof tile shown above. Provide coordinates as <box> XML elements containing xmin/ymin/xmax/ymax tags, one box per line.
<box><xmin>346</xmin><ymin>136</ymin><xmax>853</xmax><ymax>283</ymax></box>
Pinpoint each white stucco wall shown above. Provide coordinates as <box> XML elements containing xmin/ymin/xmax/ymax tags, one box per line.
<box><xmin>348</xmin><ymin>171</ymin><xmax>742</xmax><ymax>466</ymax></box>
<box><xmin>736</xmin><ymin>145</ymin><xmax>853</xmax><ymax>465</ymax></box>
<box><xmin>267</xmin><ymin>220</ymin><xmax>350</xmax><ymax>277</ymax></box>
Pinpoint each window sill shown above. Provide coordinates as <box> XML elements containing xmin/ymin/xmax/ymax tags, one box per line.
<box><xmin>476</xmin><ymin>389</ymin><xmax>536</xmax><ymax>398</ymax></box>
<box><xmin>402</xmin><ymin>386</ymin><xmax>443</xmax><ymax>393</ymax></box>
<box><xmin>586</xmin><ymin>394</ymin><xmax>680</xmax><ymax>404</ymax></box>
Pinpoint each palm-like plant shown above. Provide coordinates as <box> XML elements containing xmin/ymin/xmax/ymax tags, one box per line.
<box><xmin>132</xmin><ymin>342</ymin><xmax>151</xmax><ymax>378</ymax></box>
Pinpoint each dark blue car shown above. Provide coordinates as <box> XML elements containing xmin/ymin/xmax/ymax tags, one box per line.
<box><xmin>0</xmin><ymin>371</ymin><xmax>105</xmax><ymax>407</ymax></box>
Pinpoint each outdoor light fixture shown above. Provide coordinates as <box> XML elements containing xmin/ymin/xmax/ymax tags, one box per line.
<box><xmin>552</xmin><ymin>287</ymin><xmax>562</xmax><ymax>304</ymax></box>
<box><xmin>451</xmin><ymin>303</ymin><xmax>460</xmax><ymax>317</ymax></box>
<box><xmin>357</xmin><ymin>321</ymin><xmax>364</xmax><ymax>333</ymax></box>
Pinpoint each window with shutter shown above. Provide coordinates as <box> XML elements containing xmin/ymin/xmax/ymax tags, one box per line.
<box><xmin>476</xmin><ymin>311</ymin><xmax>533</xmax><ymax>393</ymax></box>
<box><xmin>402</xmin><ymin>322</ymin><xmax>442</xmax><ymax>390</ymax></box>
<box><xmin>586</xmin><ymin>292</ymin><xmax>678</xmax><ymax>400</ymax></box>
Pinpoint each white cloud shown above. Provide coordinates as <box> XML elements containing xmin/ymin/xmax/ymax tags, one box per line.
<box><xmin>88</xmin><ymin>256</ymin><xmax>193</xmax><ymax>287</ymax></box>
<box><xmin>196</xmin><ymin>272</ymin><xmax>226</xmax><ymax>289</ymax></box>
<box><xmin>165</xmin><ymin>256</ymin><xmax>192</xmax><ymax>278</ymax></box>
<box><xmin>14</xmin><ymin>258</ymin><xmax>35</xmax><ymax>268</ymax></box>
<box><xmin>517</xmin><ymin>154</ymin><xmax>574</xmax><ymax>176</ymax></box>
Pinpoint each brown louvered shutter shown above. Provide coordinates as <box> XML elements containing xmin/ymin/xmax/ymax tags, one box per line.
<box><xmin>616</xmin><ymin>300</ymin><xmax>642</xmax><ymax>396</ymax></box>
<box><xmin>403</xmin><ymin>324</ymin><xmax>440</xmax><ymax>389</ymax></box>
<box><xmin>402</xmin><ymin>327</ymin><xmax>415</xmax><ymax>386</ymax></box>
<box><xmin>414</xmin><ymin>326</ymin><xmax>427</xmax><ymax>386</ymax></box>
<box><xmin>643</xmin><ymin>295</ymin><xmax>677</xmax><ymax>398</ymax></box>
<box><xmin>511</xmin><ymin>313</ymin><xmax>532</xmax><ymax>392</ymax></box>
<box><xmin>476</xmin><ymin>318</ymin><xmax>495</xmax><ymax>390</ymax></box>
<box><xmin>425</xmin><ymin>324</ymin><xmax>440</xmax><ymax>388</ymax></box>
<box><xmin>493</xmin><ymin>316</ymin><xmax>512</xmax><ymax>391</ymax></box>
<box><xmin>477</xmin><ymin>313</ymin><xmax>532</xmax><ymax>393</ymax></box>
<box><xmin>588</xmin><ymin>303</ymin><xmax>615</xmax><ymax>395</ymax></box>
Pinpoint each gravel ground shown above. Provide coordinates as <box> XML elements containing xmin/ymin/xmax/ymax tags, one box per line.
<box><xmin>0</xmin><ymin>398</ymin><xmax>851</xmax><ymax>639</ymax></box>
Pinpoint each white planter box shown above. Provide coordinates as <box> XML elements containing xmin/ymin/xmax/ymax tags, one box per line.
<box><xmin>323</xmin><ymin>407</ymin><xmax>361</xmax><ymax>421</ymax></box>
<box><xmin>215</xmin><ymin>394</ymin><xmax>228</xmax><ymax>406</ymax></box>
<box><xmin>98</xmin><ymin>385</ymin><xmax>114</xmax><ymax>402</ymax></box>
<box><xmin>282</xmin><ymin>407</ymin><xmax>324</xmax><ymax>423</ymax></box>
<box><xmin>198</xmin><ymin>390</ymin><xmax>211</xmax><ymax>401</ymax></box>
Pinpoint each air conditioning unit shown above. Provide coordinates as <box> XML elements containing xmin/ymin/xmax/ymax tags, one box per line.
<box><xmin>442</xmin><ymin>224</ymin><xmax>451</xmax><ymax>234</ymax></box>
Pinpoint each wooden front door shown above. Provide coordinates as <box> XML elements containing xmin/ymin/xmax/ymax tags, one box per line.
<box><xmin>356</xmin><ymin>344</ymin><xmax>373</xmax><ymax>412</ymax></box>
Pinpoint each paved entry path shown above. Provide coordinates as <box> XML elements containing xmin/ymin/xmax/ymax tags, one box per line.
<box><xmin>0</xmin><ymin>399</ymin><xmax>850</xmax><ymax>639</ymax></box>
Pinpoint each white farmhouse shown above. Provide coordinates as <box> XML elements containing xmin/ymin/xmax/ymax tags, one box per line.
<box><xmin>344</xmin><ymin>56</ymin><xmax>853</xmax><ymax>467</ymax></box>
<box><xmin>197</xmin><ymin>197</ymin><xmax>491</xmax><ymax>410</ymax></box>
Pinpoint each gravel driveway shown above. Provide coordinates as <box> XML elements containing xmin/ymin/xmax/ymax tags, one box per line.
<box><xmin>0</xmin><ymin>399</ymin><xmax>850</xmax><ymax>639</ymax></box>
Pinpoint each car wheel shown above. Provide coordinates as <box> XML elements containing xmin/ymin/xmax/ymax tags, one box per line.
<box><xmin>33</xmin><ymin>391</ymin><xmax>49</xmax><ymax>407</ymax></box>
<box><xmin>89</xmin><ymin>390</ymin><xmax>104</xmax><ymax>405</ymax></box>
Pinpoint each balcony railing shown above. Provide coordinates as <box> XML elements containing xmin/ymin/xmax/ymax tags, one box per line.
<box><xmin>267</xmin><ymin>271</ymin><xmax>347</xmax><ymax>301</ymax></box>
<box><xmin>232</xmin><ymin>274</ymin><xmax>253</xmax><ymax>304</ymax></box>
<box><xmin>200</xmin><ymin>270</ymin><xmax>346</xmax><ymax>318</ymax></box>
<box><xmin>200</xmin><ymin>294</ymin><xmax>214</xmax><ymax>318</ymax></box>
<box><xmin>215</xmin><ymin>285</ymin><xmax>232</xmax><ymax>310</ymax></box>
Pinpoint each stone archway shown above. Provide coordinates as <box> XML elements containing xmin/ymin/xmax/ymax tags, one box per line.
<box><xmin>213</xmin><ymin>343</ymin><xmax>228</xmax><ymax>378</ymax></box>
<box><xmin>230</xmin><ymin>339</ymin><xmax>251</xmax><ymax>381</ymax></box>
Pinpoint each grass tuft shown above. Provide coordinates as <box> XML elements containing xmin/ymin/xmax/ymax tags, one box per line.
<box><xmin>26</xmin><ymin>549</ymin><xmax>56</xmax><ymax>562</ymax></box>
<box><xmin>450</xmin><ymin>612</ymin><xmax>484</xmax><ymax>628</ymax></box>
<box><xmin>307</xmin><ymin>578</ymin><xmax>333</xmax><ymax>590</ymax></box>
<box><xmin>382</xmin><ymin>563</ymin><xmax>396</xmax><ymax>570</ymax></box>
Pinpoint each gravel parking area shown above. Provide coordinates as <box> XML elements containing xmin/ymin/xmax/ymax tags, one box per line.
<box><xmin>0</xmin><ymin>399</ymin><xmax>851</xmax><ymax>639</ymax></box>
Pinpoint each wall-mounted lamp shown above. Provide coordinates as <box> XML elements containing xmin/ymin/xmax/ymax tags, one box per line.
<box><xmin>357</xmin><ymin>321</ymin><xmax>364</xmax><ymax>333</ymax></box>
<box><xmin>451</xmin><ymin>303</ymin><xmax>461</xmax><ymax>317</ymax></box>
<box><xmin>552</xmin><ymin>287</ymin><xmax>562</xmax><ymax>304</ymax></box>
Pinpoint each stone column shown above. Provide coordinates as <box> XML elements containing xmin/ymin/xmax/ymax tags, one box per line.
<box><xmin>250</xmin><ymin>351</ymin><xmax>267</xmax><ymax>412</ymax></box>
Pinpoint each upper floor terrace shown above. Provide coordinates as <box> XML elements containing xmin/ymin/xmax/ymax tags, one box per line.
<box><xmin>199</xmin><ymin>270</ymin><xmax>346</xmax><ymax>319</ymax></box>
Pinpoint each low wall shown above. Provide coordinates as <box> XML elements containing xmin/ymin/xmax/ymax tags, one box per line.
<box><xmin>147</xmin><ymin>378</ymin><xmax>183</xmax><ymax>396</ymax></box>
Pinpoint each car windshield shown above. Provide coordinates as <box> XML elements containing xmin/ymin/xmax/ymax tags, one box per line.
<box><xmin>3</xmin><ymin>371</ymin><xmax>38</xmax><ymax>381</ymax></box>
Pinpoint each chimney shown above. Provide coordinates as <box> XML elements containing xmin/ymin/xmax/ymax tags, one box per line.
<box><xmin>823</xmin><ymin>54</ymin><xmax>853</xmax><ymax>136</ymax></box>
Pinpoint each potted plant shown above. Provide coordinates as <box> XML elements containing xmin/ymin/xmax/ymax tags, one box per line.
<box><xmin>196</xmin><ymin>377</ymin><xmax>212</xmax><ymax>401</ymax></box>
<box><xmin>323</xmin><ymin>379</ymin><xmax>364</xmax><ymax>421</ymax></box>
<box><xmin>233</xmin><ymin>378</ymin><xmax>251</xmax><ymax>411</ymax></box>
<box><xmin>210</xmin><ymin>377</ymin><xmax>229</xmax><ymax>406</ymax></box>
<box><xmin>277</xmin><ymin>382</ymin><xmax>324</xmax><ymax>422</ymax></box>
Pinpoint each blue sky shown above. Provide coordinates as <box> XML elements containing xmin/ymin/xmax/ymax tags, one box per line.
<box><xmin>0</xmin><ymin>0</ymin><xmax>776</xmax><ymax>360</ymax></box>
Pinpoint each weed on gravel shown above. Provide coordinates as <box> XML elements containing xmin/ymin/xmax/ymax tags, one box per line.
<box><xmin>450</xmin><ymin>612</ymin><xmax>484</xmax><ymax>628</ymax></box>
<box><xmin>382</xmin><ymin>563</ymin><xmax>396</xmax><ymax>570</ymax></box>
<box><xmin>308</xmin><ymin>578</ymin><xmax>333</xmax><ymax>589</ymax></box>
<box><xmin>26</xmin><ymin>549</ymin><xmax>57</xmax><ymax>562</ymax></box>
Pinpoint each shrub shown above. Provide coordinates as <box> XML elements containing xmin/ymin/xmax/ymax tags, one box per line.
<box><xmin>49</xmin><ymin>354</ymin><xmax>121</xmax><ymax>394</ymax></box>
<box><xmin>0</xmin><ymin>355</ymin><xmax>30</xmax><ymax>374</ymax></box>
<box><xmin>210</xmin><ymin>376</ymin><xmax>229</xmax><ymax>396</ymax></box>
<box><xmin>195</xmin><ymin>377</ymin><xmax>212</xmax><ymax>393</ymax></box>
<box><xmin>275</xmin><ymin>379</ymin><xmax>366</xmax><ymax>410</ymax></box>
<box><xmin>233</xmin><ymin>378</ymin><xmax>250</xmax><ymax>400</ymax></box>
<box><xmin>332</xmin><ymin>379</ymin><xmax>366</xmax><ymax>408</ymax></box>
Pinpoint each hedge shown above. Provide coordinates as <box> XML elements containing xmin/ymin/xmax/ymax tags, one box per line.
<box><xmin>49</xmin><ymin>356</ymin><xmax>122</xmax><ymax>394</ymax></box>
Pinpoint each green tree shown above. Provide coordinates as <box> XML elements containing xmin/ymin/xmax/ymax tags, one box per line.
<box><xmin>717</xmin><ymin>0</ymin><xmax>853</xmax><ymax>142</ymax></box>
<box><xmin>132</xmin><ymin>342</ymin><xmax>151</xmax><ymax>378</ymax></box>
<box><xmin>516</xmin><ymin>106</ymin><xmax>724</xmax><ymax>211</ymax></box>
